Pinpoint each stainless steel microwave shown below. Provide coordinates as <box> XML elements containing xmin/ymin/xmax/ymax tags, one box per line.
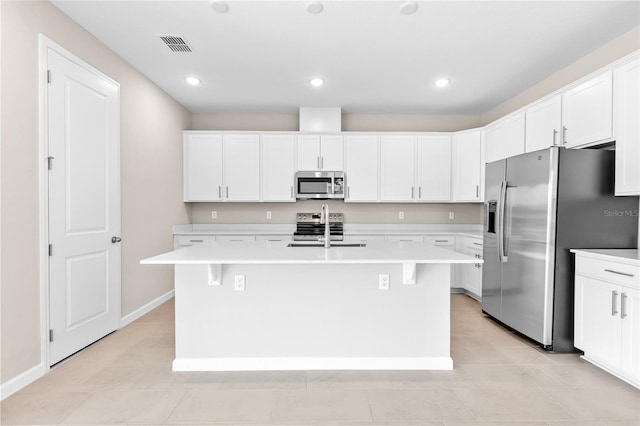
<box><xmin>295</xmin><ymin>171</ymin><xmax>345</xmax><ymax>200</ymax></box>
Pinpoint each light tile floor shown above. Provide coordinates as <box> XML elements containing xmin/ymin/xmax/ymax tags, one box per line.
<box><xmin>2</xmin><ymin>294</ymin><xmax>639</xmax><ymax>425</ymax></box>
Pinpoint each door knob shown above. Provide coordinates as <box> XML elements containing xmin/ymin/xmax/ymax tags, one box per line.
<box><xmin>111</xmin><ymin>236</ymin><xmax>122</xmax><ymax>243</ymax></box>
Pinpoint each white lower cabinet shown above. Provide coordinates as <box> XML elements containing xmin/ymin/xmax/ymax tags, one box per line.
<box><xmin>574</xmin><ymin>251</ymin><xmax>640</xmax><ymax>388</ymax></box>
<box><xmin>453</xmin><ymin>236</ymin><xmax>483</xmax><ymax>298</ymax></box>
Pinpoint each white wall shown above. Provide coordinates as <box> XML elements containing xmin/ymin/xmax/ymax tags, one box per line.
<box><xmin>0</xmin><ymin>0</ymin><xmax>190</xmax><ymax>385</ymax></box>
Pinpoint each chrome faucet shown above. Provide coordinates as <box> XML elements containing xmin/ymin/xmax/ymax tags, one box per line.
<box><xmin>320</xmin><ymin>202</ymin><xmax>331</xmax><ymax>248</ymax></box>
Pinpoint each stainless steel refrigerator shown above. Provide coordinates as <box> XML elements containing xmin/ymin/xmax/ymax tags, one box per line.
<box><xmin>482</xmin><ymin>146</ymin><xmax>638</xmax><ymax>352</ymax></box>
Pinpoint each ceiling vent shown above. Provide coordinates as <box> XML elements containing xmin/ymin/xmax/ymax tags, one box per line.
<box><xmin>158</xmin><ymin>35</ymin><xmax>193</xmax><ymax>53</ymax></box>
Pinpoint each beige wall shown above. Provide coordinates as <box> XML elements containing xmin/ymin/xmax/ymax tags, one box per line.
<box><xmin>0</xmin><ymin>0</ymin><xmax>190</xmax><ymax>384</ymax></box>
<box><xmin>192</xmin><ymin>112</ymin><xmax>481</xmax><ymax>133</ymax></box>
<box><xmin>481</xmin><ymin>26</ymin><xmax>640</xmax><ymax>125</ymax></box>
<box><xmin>189</xmin><ymin>202</ymin><xmax>483</xmax><ymax>225</ymax></box>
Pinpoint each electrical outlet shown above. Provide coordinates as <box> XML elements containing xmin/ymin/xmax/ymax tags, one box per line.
<box><xmin>211</xmin><ymin>211</ymin><xmax>217</xmax><ymax>219</ymax></box>
<box><xmin>379</xmin><ymin>274</ymin><xmax>390</xmax><ymax>290</ymax></box>
<box><xmin>399</xmin><ymin>211</ymin><xmax>404</xmax><ymax>220</ymax></box>
<box><xmin>234</xmin><ymin>275</ymin><xmax>245</xmax><ymax>292</ymax></box>
<box><xmin>449</xmin><ymin>211</ymin><xmax>454</xmax><ymax>220</ymax></box>
<box><xmin>266</xmin><ymin>211</ymin><xmax>272</xmax><ymax>220</ymax></box>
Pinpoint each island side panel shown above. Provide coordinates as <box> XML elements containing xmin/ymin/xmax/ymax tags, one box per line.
<box><xmin>173</xmin><ymin>263</ymin><xmax>451</xmax><ymax>371</ymax></box>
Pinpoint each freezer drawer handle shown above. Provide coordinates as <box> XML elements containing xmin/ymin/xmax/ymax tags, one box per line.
<box><xmin>621</xmin><ymin>293</ymin><xmax>628</xmax><ymax>319</ymax></box>
<box><xmin>605</xmin><ymin>269</ymin><xmax>634</xmax><ymax>278</ymax></box>
<box><xmin>612</xmin><ymin>290</ymin><xmax>619</xmax><ymax>316</ymax></box>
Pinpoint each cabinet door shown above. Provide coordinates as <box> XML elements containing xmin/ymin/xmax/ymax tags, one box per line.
<box><xmin>620</xmin><ymin>287</ymin><xmax>640</xmax><ymax>383</ymax></box>
<box><xmin>416</xmin><ymin>135</ymin><xmax>451</xmax><ymax>201</ymax></box>
<box><xmin>184</xmin><ymin>134</ymin><xmax>223</xmax><ymax>201</ymax></box>
<box><xmin>380</xmin><ymin>136</ymin><xmax>415</xmax><ymax>201</ymax></box>
<box><xmin>297</xmin><ymin>135</ymin><xmax>321</xmax><ymax>170</ymax></box>
<box><xmin>262</xmin><ymin>135</ymin><xmax>295</xmax><ymax>201</ymax></box>
<box><xmin>452</xmin><ymin>130</ymin><xmax>482</xmax><ymax>201</ymax></box>
<box><xmin>485</xmin><ymin>122</ymin><xmax>505</xmax><ymax>163</ymax></box>
<box><xmin>345</xmin><ymin>135</ymin><xmax>378</xmax><ymax>202</ymax></box>
<box><xmin>574</xmin><ymin>276</ymin><xmax>621</xmax><ymax>366</ymax></box>
<box><xmin>525</xmin><ymin>95</ymin><xmax>562</xmax><ymax>152</ymax></box>
<box><xmin>562</xmin><ymin>71</ymin><xmax>613</xmax><ymax>148</ymax></box>
<box><xmin>504</xmin><ymin>112</ymin><xmax>526</xmax><ymax>158</ymax></box>
<box><xmin>614</xmin><ymin>57</ymin><xmax>640</xmax><ymax>196</ymax></box>
<box><xmin>320</xmin><ymin>135</ymin><xmax>344</xmax><ymax>170</ymax></box>
<box><xmin>223</xmin><ymin>135</ymin><xmax>260</xmax><ymax>201</ymax></box>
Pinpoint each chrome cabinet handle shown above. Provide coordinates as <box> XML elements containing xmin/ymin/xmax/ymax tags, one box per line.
<box><xmin>347</xmin><ymin>186</ymin><xmax>350</xmax><ymax>198</ymax></box>
<box><xmin>111</xmin><ymin>236</ymin><xmax>122</xmax><ymax>243</ymax></box>
<box><xmin>552</xmin><ymin>129</ymin><xmax>558</xmax><ymax>146</ymax></box>
<box><xmin>291</xmin><ymin>186</ymin><xmax>294</xmax><ymax>198</ymax></box>
<box><xmin>473</xmin><ymin>242</ymin><xmax>483</xmax><ymax>246</ymax></box>
<box><xmin>435</xmin><ymin>240</ymin><xmax>448</xmax><ymax>243</ymax></box>
<box><xmin>226</xmin><ymin>186</ymin><xmax>229</xmax><ymax>198</ymax></box>
<box><xmin>190</xmin><ymin>239</ymin><xmax>203</xmax><ymax>243</ymax></box>
<box><xmin>317</xmin><ymin>156</ymin><xmax>320</xmax><ymax>169</ymax></box>
<box><xmin>612</xmin><ymin>290</ymin><xmax>619</xmax><ymax>316</ymax></box>
<box><xmin>621</xmin><ymin>293</ymin><xmax>628</xmax><ymax>319</ymax></box>
<box><xmin>218</xmin><ymin>186</ymin><xmax>222</xmax><ymax>198</ymax></box>
<box><xmin>562</xmin><ymin>126</ymin><xmax>568</xmax><ymax>145</ymax></box>
<box><xmin>476</xmin><ymin>185</ymin><xmax>479</xmax><ymax>198</ymax></box>
<box><xmin>411</xmin><ymin>187</ymin><xmax>414</xmax><ymax>199</ymax></box>
<box><xmin>605</xmin><ymin>269</ymin><xmax>635</xmax><ymax>278</ymax></box>
<box><xmin>419</xmin><ymin>187</ymin><xmax>422</xmax><ymax>199</ymax></box>
<box><xmin>321</xmin><ymin>156</ymin><xmax>324</xmax><ymax>169</ymax></box>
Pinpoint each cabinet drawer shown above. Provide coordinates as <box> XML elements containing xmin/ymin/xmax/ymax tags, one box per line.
<box><xmin>426</xmin><ymin>235</ymin><xmax>455</xmax><ymax>246</ymax></box>
<box><xmin>575</xmin><ymin>256</ymin><xmax>639</xmax><ymax>289</ymax></box>
<box><xmin>176</xmin><ymin>235</ymin><xmax>216</xmax><ymax>247</ymax></box>
<box><xmin>343</xmin><ymin>234</ymin><xmax>386</xmax><ymax>243</ymax></box>
<box><xmin>464</xmin><ymin>237</ymin><xmax>483</xmax><ymax>251</ymax></box>
<box><xmin>255</xmin><ymin>235</ymin><xmax>292</xmax><ymax>242</ymax></box>
<box><xmin>388</xmin><ymin>235</ymin><xmax>424</xmax><ymax>243</ymax></box>
<box><xmin>216</xmin><ymin>235</ymin><xmax>256</xmax><ymax>242</ymax></box>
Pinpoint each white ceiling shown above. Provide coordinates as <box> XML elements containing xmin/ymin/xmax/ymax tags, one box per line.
<box><xmin>51</xmin><ymin>1</ymin><xmax>640</xmax><ymax>115</ymax></box>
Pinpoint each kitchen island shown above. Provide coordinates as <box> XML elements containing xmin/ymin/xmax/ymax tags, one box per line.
<box><xmin>141</xmin><ymin>241</ymin><xmax>480</xmax><ymax>371</ymax></box>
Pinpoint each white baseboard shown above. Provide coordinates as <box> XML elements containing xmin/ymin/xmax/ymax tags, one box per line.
<box><xmin>119</xmin><ymin>289</ymin><xmax>175</xmax><ymax>328</ymax></box>
<box><xmin>173</xmin><ymin>356</ymin><xmax>454</xmax><ymax>372</ymax></box>
<box><xmin>0</xmin><ymin>363</ymin><xmax>46</xmax><ymax>401</ymax></box>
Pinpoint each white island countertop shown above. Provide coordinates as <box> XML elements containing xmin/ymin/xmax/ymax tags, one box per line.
<box><xmin>141</xmin><ymin>241</ymin><xmax>481</xmax><ymax>265</ymax></box>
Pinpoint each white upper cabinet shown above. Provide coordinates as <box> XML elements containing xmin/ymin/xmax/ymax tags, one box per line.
<box><xmin>380</xmin><ymin>135</ymin><xmax>416</xmax><ymax>201</ymax></box>
<box><xmin>504</xmin><ymin>112</ymin><xmax>526</xmax><ymax>158</ymax></box>
<box><xmin>613</xmin><ymin>56</ymin><xmax>640</xmax><ymax>196</ymax></box>
<box><xmin>262</xmin><ymin>134</ymin><xmax>296</xmax><ymax>202</ymax></box>
<box><xmin>452</xmin><ymin>130</ymin><xmax>483</xmax><ymax>202</ymax></box>
<box><xmin>223</xmin><ymin>135</ymin><xmax>260</xmax><ymax>201</ymax></box>
<box><xmin>297</xmin><ymin>135</ymin><xmax>343</xmax><ymax>171</ymax></box>
<box><xmin>345</xmin><ymin>135</ymin><xmax>379</xmax><ymax>202</ymax></box>
<box><xmin>484</xmin><ymin>111</ymin><xmax>525</xmax><ymax>162</ymax></box>
<box><xmin>184</xmin><ymin>133</ymin><xmax>223</xmax><ymax>202</ymax></box>
<box><xmin>484</xmin><ymin>121</ymin><xmax>505</xmax><ymax>164</ymax></box>
<box><xmin>561</xmin><ymin>71</ymin><xmax>613</xmax><ymax>148</ymax></box>
<box><xmin>525</xmin><ymin>95</ymin><xmax>562</xmax><ymax>152</ymax></box>
<box><xmin>416</xmin><ymin>135</ymin><xmax>451</xmax><ymax>201</ymax></box>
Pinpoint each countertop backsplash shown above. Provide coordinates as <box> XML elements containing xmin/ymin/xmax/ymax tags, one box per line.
<box><xmin>187</xmin><ymin>202</ymin><xmax>483</xmax><ymax>225</ymax></box>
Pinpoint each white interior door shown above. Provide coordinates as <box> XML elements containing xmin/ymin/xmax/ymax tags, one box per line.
<box><xmin>47</xmin><ymin>47</ymin><xmax>120</xmax><ymax>365</ymax></box>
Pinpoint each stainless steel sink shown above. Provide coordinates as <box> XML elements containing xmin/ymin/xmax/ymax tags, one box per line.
<box><xmin>287</xmin><ymin>242</ymin><xmax>366</xmax><ymax>248</ymax></box>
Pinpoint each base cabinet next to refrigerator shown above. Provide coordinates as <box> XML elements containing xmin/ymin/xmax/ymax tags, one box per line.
<box><xmin>573</xmin><ymin>250</ymin><xmax>640</xmax><ymax>388</ymax></box>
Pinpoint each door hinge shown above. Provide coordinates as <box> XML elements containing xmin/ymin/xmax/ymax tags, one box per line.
<box><xmin>49</xmin><ymin>329</ymin><xmax>54</xmax><ymax>342</ymax></box>
<box><xmin>47</xmin><ymin>70</ymin><xmax>52</xmax><ymax>83</ymax></box>
<box><xmin>47</xmin><ymin>156</ymin><xmax>54</xmax><ymax>170</ymax></box>
<box><xmin>48</xmin><ymin>244</ymin><xmax>52</xmax><ymax>256</ymax></box>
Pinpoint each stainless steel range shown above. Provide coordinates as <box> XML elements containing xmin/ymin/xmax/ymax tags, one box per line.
<box><xmin>293</xmin><ymin>212</ymin><xmax>344</xmax><ymax>242</ymax></box>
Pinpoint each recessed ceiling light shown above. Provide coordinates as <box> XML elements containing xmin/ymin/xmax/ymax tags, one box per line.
<box><xmin>186</xmin><ymin>76</ymin><xmax>201</xmax><ymax>86</ymax></box>
<box><xmin>210</xmin><ymin>0</ymin><xmax>229</xmax><ymax>13</ymax></box>
<box><xmin>399</xmin><ymin>1</ymin><xmax>418</xmax><ymax>15</ymax></box>
<box><xmin>306</xmin><ymin>1</ymin><xmax>323</xmax><ymax>14</ymax></box>
<box><xmin>434</xmin><ymin>78</ymin><xmax>450</xmax><ymax>88</ymax></box>
<box><xmin>310</xmin><ymin>77</ymin><xmax>324</xmax><ymax>87</ymax></box>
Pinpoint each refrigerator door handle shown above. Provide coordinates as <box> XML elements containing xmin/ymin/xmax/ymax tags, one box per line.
<box><xmin>498</xmin><ymin>180</ymin><xmax>509</xmax><ymax>262</ymax></box>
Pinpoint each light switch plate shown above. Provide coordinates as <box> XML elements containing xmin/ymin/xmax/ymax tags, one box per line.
<box><xmin>211</xmin><ymin>211</ymin><xmax>217</xmax><ymax>219</ymax></box>
<box><xmin>399</xmin><ymin>211</ymin><xmax>404</xmax><ymax>220</ymax></box>
<box><xmin>449</xmin><ymin>211</ymin><xmax>454</xmax><ymax>220</ymax></box>
<box><xmin>379</xmin><ymin>274</ymin><xmax>390</xmax><ymax>290</ymax></box>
